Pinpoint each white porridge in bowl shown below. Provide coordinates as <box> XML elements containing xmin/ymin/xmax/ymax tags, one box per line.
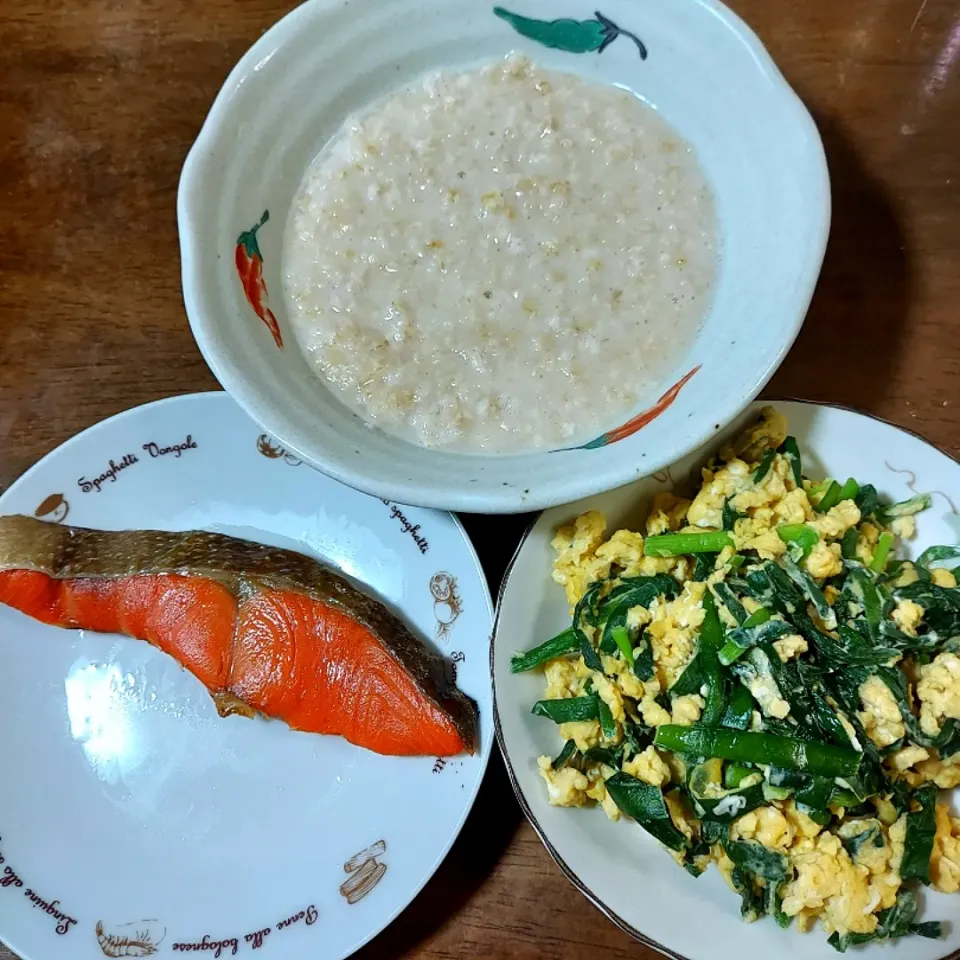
<box><xmin>282</xmin><ymin>55</ymin><xmax>717</xmax><ymax>454</ymax></box>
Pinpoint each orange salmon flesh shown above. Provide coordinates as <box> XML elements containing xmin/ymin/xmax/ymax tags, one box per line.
<box><xmin>0</xmin><ymin>517</ymin><xmax>476</xmax><ymax>757</ymax></box>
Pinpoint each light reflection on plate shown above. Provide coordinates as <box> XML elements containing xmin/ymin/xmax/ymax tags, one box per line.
<box><xmin>66</xmin><ymin>658</ymin><xmax>139</xmax><ymax>786</ymax></box>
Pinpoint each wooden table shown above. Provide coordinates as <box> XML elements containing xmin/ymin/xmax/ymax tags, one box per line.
<box><xmin>1</xmin><ymin>0</ymin><xmax>959</xmax><ymax>956</ymax></box>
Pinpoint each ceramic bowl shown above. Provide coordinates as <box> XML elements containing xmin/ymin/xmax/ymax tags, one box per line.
<box><xmin>177</xmin><ymin>0</ymin><xmax>830</xmax><ymax>514</ymax></box>
<box><xmin>493</xmin><ymin>399</ymin><xmax>960</xmax><ymax>959</ymax></box>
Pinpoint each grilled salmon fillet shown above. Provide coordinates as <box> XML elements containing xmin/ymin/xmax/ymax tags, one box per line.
<box><xmin>0</xmin><ymin>515</ymin><xmax>476</xmax><ymax>757</ymax></box>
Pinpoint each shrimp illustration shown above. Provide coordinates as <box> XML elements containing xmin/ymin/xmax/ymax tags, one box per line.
<box><xmin>95</xmin><ymin>919</ymin><xmax>166</xmax><ymax>957</ymax></box>
<box><xmin>256</xmin><ymin>434</ymin><xmax>302</xmax><ymax>466</ymax></box>
<box><xmin>430</xmin><ymin>573</ymin><xmax>463</xmax><ymax>641</ymax></box>
<box><xmin>257</xmin><ymin>434</ymin><xmax>285</xmax><ymax>459</ymax></box>
<box><xmin>885</xmin><ymin>461</ymin><xmax>958</xmax><ymax>515</ymax></box>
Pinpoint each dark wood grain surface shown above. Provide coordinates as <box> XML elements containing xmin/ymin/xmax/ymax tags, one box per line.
<box><xmin>1</xmin><ymin>0</ymin><xmax>959</xmax><ymax>956</ymax></box>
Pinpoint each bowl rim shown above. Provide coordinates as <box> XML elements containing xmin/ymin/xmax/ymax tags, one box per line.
<box><xmin>490</xmin><ymin>396</ymin><xmax>960</xmax><ymax>958</ymax></box>
<box><xmin>177</xmin><ymin>0</ymin><xmax>832</xmax><ymax>515</ymax></box>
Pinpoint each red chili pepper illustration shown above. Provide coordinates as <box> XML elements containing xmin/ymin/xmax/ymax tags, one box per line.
<box><xmin>576</xmin><ymin>364</ymin><xmax>702</xmax><ymax>450</ymax></box>
<box><xmin>236</xmin><ymin>210</ymin><xmax>283</xmax><ymax>349</ymax></box>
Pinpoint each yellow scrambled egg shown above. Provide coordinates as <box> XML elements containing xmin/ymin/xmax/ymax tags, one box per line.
<box><xmin>858</xmin><ymin>675</ymin><xmax>906</xmax><ymax>748</ymax></box>
<box><xmin>916</xmin><ymin>653</ymin><xmax>960</xmax><ymax>737</ymax></box>
<box><xmin>931</xmin><ymin>802</ymin><xmax>960</xmax><ymax>891</ymax></box>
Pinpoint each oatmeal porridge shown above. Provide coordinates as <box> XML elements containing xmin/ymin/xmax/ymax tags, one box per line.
<box><xmin>283</xmin><ymin>55</ymin><xmax>717</xmax><ymax>453</ymax></box>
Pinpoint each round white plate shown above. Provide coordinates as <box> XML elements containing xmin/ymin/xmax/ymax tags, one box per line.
<box><xmin>493</xmin><ymin>399</ymin><xmax>960</xmax><ymax>960</ymax></box>
<box><xmin>0</xmin><ymin>392</ymin><xmax>493</xmax><ymax>960</ymax></box>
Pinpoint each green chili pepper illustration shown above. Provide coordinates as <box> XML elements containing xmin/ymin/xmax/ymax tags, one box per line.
<box><xmin>493</xmin><ymin>7</ymin><xmax>648</xmax><ymax>59</ymax></box>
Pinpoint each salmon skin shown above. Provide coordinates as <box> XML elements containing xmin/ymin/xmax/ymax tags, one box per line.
<box><xmin>0</xmin><ymin>515</ymin><xmax>476</xmax><ymax>757</ymax></box>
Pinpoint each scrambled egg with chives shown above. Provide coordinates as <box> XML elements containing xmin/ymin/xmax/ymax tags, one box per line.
<box><xmin>520</xmin><ymin>407</ymin><xmax>960</xmax><ymax>949</ymax></box>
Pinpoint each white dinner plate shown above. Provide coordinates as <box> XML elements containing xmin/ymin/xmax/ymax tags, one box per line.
<box><xmin>0</xmin><ymin>392</ymin><xmax>493</xmax><ymax>960</ymax></box>
<box><xmin>493</xmin><ymin>399</ymin><xmax>960</xmax><ymax>960</ymax></box>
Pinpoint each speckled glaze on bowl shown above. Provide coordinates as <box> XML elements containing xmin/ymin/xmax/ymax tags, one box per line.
<box><xmin>177</xmin><ymin>0</ymin><xmax>830</xmax><ymax>513</ymax></box>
